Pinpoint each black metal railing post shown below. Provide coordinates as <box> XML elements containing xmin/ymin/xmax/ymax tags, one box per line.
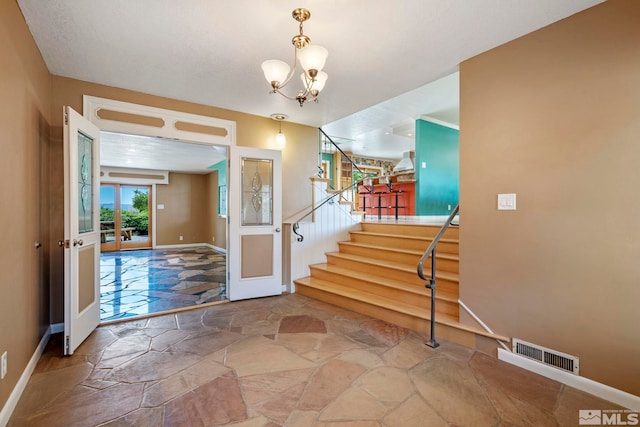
<box><xmin>425</xmin><ymin>249</ymin><xmax>439</xmax><ymax>348</ymax></box>
<box><xmin>417</xmin><ymin>204</ymin><xmax>460</xmax><ymax>349</ymax></box>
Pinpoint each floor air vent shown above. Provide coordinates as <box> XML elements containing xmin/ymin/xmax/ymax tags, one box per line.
<box><xmin>512</xmin><ymin>339</ymin><xmax>579</xmax><ymax>375</ymax></box>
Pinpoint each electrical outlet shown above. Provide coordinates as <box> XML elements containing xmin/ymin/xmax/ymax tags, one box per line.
<box><xmin>179</xmin><ymin>235</ymin><xmax>183</xmax><ymax>241</ymax></box>
<box><xmin>1</xmin><ymin>351</ymin><xmax>7</xmax><ymax>379</ymax></box>
<box><xmin>212</xmin><ymin>236</ymin><xmax>215</xmax><ymax>243</ymax></box>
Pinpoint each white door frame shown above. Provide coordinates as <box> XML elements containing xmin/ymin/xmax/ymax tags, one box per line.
<box><xmin>83</xmin><ymin>96</ymin><xmax>236</xmax><ymax>252</ymax></box>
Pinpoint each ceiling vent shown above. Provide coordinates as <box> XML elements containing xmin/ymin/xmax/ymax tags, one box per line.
<box><xmin>512</xmin><ymin>338</ymin><xmax>579</xmax><ymax>375</ymax></box>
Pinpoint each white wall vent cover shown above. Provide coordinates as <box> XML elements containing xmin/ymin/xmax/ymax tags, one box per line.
<box><xmin>512</xmin><ymin>338</ymin><xmax>579</xmax><ymax>375</ymax></box>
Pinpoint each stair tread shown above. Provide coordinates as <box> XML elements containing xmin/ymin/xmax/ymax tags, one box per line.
<box><xmin>350</xmin><ymin>231</ymin><xmax>458</xmax><ymax>244</ymax></box>
<box><xmin>338</xmin><ymin>241</ymin><xmax>459</xmax><ymax>261</ymax></box>
<box><xmin>309</xmin><ymin>263</ymin><xmax>458</xmax><ymax>302</ymax></box>
<box><xmin>296</xmin><ymin>276</ymin><xmax>456</xmax><ymax>321</ymax></box>
<box><xmin>362</xmin><ymin>221</ymin><xmax>458</xmax><ymax>227</ymax></box>
<box><xmin>326</xmin><ymin>252</ymin><xmax>459</xmax><ymax>283</ymax></box>
<box><xmin>294</xmin><ymin>276</ymin><xmax>508</xmax><ymax>342</ymax></box>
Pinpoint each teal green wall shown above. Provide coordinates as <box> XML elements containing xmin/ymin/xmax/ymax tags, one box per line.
<box><xmin>415</xmin><ymin>119</ymin><xmax>459</xmax><ymax>215</ymax></box>
<box><xmin>208</xmin><ymin>159</ymin><xmax>227</xmax><ymax>186</ymax></box>
<box><xmin>321</xmin><ymin>152</ymin><xmax>334</xmax><ymax>188</ymax></box>
<box><xmin>208</xmin><ymin>159</ymin><xmax>227</xmax><ymax>215</ymax></box>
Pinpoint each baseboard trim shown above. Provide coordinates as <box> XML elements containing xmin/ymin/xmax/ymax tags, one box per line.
<box><xmin>0</xmin><ymin>327</ymin><xmax>51</xmax><ymax>427</ymax></box>
<box><xmin>498</xmin><ymin>349</ymin><xmax>640</xmax><ymax>410</ymax></box>
<box><xmin>154</xmin><ymin>243</ymin><xmax>227</xmax><ymax>253</ymax></box>
<box><xmin>50</xmin><ymin>323</ymin><xmax>64</xmax><ymax>334</ymax></box>
<box><xmin>154</xmin><ymin>243</ymin><xmax>208</xmax><ymax>249</ymax></box>
<box><xmin>204</xmin><ymin>244</ymin><xmax>227</xmax><ymax>254</ymax></box>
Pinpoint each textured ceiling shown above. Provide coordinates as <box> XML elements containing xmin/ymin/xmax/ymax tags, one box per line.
<box><xmin>101</xmin><ymin>132</ymin><xmax>226</xmax><ymax>173</ymax></box>
<box><xmin>18</xmin><ymin>0</ymin><xmax>603</xmax><ymax>163</ymax></box>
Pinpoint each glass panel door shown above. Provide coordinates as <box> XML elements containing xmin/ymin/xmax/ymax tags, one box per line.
<box><xmin>100</xmin><ymin>184</ymin><xmax>152</xmax><ymax>251</ymax></box>
<box><xmin>100</xmin><ymin>184</ymin><xmax>118</xmax><ymax>252</ymax></box>
<box><xmin>228</xmin><ymin>147</ymin><xmax>282</xmax><ymax>301</ymax></box>
<box><xmin>241</xmin><ymin>158</ymin><xmax>273</xmax><ymax>226</ymax></box>
<box><xmin>63</xmin><ymin>105</ymin><xmax>101</xmax><ymax>354</ymax></box>
<box><xmin>120</xmin><ymin>185</ymin><xmax>151</xmax><ymax>249</ymax></box>
<box><xmin>78</xmin><ymin>132</ymin><xmax>94</xmax><ymax>233</ymax></box>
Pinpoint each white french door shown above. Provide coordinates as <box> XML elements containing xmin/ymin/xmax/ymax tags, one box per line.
<box><xmin>63</xmin><ymin>106</ymin><xmax>101</xmax><ymax>355</ymax></box>
<box><xmin>228</xmin><ymin>146</ymin><xmax>282</xmax><ymax>300</ymax></box>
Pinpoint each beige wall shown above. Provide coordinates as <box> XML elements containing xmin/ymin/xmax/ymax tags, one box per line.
<box><xmin>204</xmin><ymin>171</ymin><xmax>227</xmax><ymax>249</ymax></box>
<box><xmin>156</xmin><ymin>173</ymin><xmax>209</xmax><ymax>246</ymax></box>
<box><xmin>0</xmin><ymin>0</ymin><xmax>52</xmax><ymax>409</ymax></box>
<box><xmin>459</xmin><ymin>0</ymin><xmax>640</xmax><ymax>395</ymax></box>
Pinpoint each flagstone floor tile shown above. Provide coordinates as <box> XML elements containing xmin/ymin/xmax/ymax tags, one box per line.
<box><xmin>8</xmin><ymin>293</ymin><xmax>623</xmax><ymax>427</ymax></box>
<box><xmin>100</xmin><ymin>248</ymin><xmax>227</xmax><ymax>321</ymax></box>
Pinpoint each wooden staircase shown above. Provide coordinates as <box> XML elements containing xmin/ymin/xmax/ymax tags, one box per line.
<box><xmin>294</xmin><ymin>221</ymin><xmax>509</xmax><ymax>349</ymax></box>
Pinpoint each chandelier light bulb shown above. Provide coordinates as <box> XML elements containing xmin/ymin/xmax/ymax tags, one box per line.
<box><xmin>261</xmin><ymin>60</ymin><xmax>290</xmax><ymax>87</ymax></box>
<box><xmin>275</xmin><ymin>131</ymin><xmax>286</xmax><ymax>149</ymax></box>
<box><xmin>297</xmin><ymin>45</ymin><xmax>328</xmax><ymax>73</ymax></box>
<box><xmin>271</xmin><ymin>113</ymin><xmax>287</xmax><ymax>149</ymax></box>
<box><xmin>301</xmin><ymin>70</ymin><xmax>328</xmax><ymax>93</ymax></box>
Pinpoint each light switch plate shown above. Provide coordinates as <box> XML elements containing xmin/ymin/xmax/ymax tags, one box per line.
<box><xmin>498</xmin><ymin>193</ymin><xmax>516</xmax><ymax>210</ymax></box>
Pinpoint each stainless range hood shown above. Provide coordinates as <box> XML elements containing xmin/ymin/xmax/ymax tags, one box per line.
<box><xmin>393</xmin><ymin>151</ymin><xmax>415</xmax><ymax>173</ymax></box>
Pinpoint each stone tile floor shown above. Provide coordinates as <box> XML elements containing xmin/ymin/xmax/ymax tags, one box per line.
<box><xmin>9</xmin><ymin>294</ymin><xmax>620</xmax><ymax>426</ymax></box>
<box><xmin>100</xmin><ymin>247</ymin><xmax>226</xmax><ymax>321</ymax></box>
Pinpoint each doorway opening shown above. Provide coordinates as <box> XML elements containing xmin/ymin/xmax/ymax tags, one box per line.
<box><xmin>98</xmin><ymin>131</ymin><xmax>229</xmax><ymax>322</ymax></box>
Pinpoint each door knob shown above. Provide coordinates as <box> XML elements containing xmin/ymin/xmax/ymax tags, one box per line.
<box><xmin>58</xmin><ymin>240</ymin><xmax>69</xmax><ymax>248</ymax></box>
<box><xmin>275</xmin><ymin>228</ymin><xmax>281</xmax><ymax>233</ymax></box>
<box><xmin>35</xmin><ymin>241</ymin><xmax>42</xmax><ymax>249</ymax></box>
<box><xmin>73</xmin><ymin>239</ymin><xmax>83</xmax><ymax>247</ymax></box>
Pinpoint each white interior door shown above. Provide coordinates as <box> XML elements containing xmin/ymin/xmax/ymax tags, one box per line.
<box><xmin>228</xmin><ymin>146</ymin><xmax>282</xmax><ymax>301</ymax></box>
<box><xmin>63</xmin><ymin>106</ymin><xmax>101</xmax><ymax>355</ymax></box>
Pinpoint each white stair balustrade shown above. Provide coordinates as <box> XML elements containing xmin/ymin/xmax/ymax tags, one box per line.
<box><xmin>284</xmin><ymin>177</ymin><xmax>362</xmax><ymax>291</ymax></box>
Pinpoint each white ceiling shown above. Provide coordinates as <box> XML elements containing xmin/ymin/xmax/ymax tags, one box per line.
<box><xmin>101</xmin><ymin>132</ymin><xmax>226</xmax><ymax>173</ymax></box>
<box><xmin>18</xmin><ymin>0</ymin><xmax>603</xmax><ymax>166</ymax></box>
<box><xmin>323</xmin><ymin>71</ymin><xmax>460</xmax><ymax>160</ymax></box>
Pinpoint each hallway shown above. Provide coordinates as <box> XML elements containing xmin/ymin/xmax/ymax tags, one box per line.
<box><xmin>9</xmin><ymin>294</ymin><xmax>619</xmax><ymax>426</ymax></box>
<box><xmin>100</xmin><ymin>247</ymin><xmax>227</xmax><ymax>321</ymax></box>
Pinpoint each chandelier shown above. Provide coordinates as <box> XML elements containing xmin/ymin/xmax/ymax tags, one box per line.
<box><xmin>261</xmin><ymin>8</ymin><xmax>328</xmax><ymax>107</ymax></box>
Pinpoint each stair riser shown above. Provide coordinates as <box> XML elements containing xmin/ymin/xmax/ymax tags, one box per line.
<box><xmin>338</xmin><ymin>244</ymin><xmax>459</xmax><ymax>274</ymax></box>
<box><xmin>360</xmin><ymin>223</ymin><xmax>459</xmax><ymax>239</ymax></box>
<box><xmin>349</xmin><ymin>233</ymin><xmax>459</xmax><ymax>254</ymax></box>
<box><xmin>309</xmin><ymin>267</ymin><xmax>459</xmax><ymax>317</ymax></box>
<box><xmin>295</xmin><ymin>284</ymin><xmax>475</xmax><ymax>348</ymax></box>
<box><xmin>325</xmin><ymin>254</ymin><xmax>459</xmax><ymax>296</ymax></box>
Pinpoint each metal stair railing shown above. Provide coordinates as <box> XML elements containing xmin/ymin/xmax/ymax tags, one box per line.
<box><xmin>318</xmin><ymin>128</ymin><xmax>367</xmax><ymax>205</ymax></box>
<box><xmin>417</xmin><ymin>204</ymin><xmax>460</xmax><ymax>348</ymax></box>
<box><xmin>293</xmin><ymin>128</ymin><xmax>373</xmax><ymax>242</ymax></box>
<box><xmin>292</xmin><ymin>180</ymin><xmax>360</xmax><ymax>242</ymax></box>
